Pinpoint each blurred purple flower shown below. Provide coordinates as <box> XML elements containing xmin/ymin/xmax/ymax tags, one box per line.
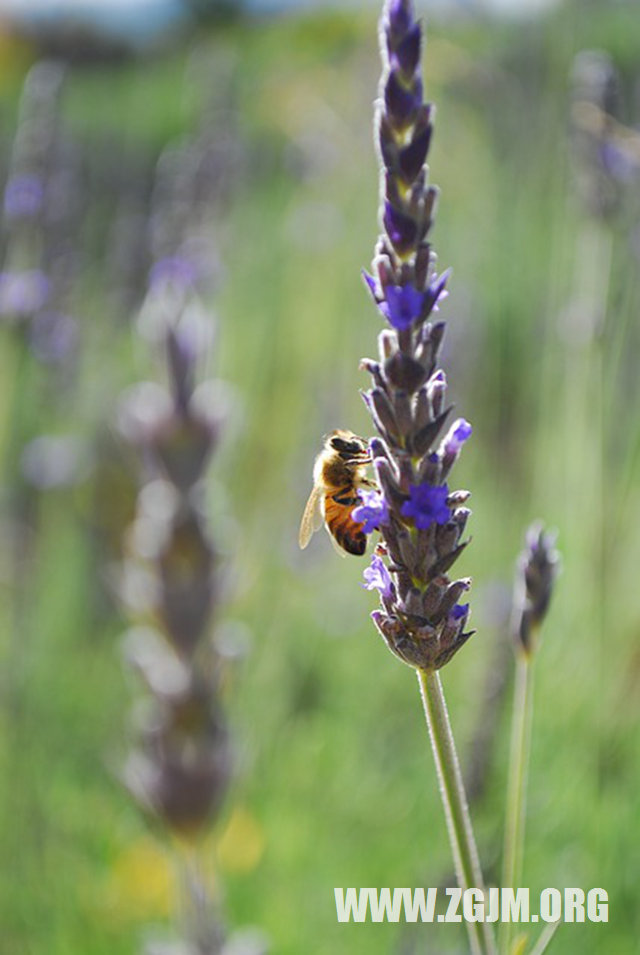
<box><xmin>21</xmin><ymin>435</ymin><xmax>86</xmax><ymax>489</ymax></box>
<box><xmin>150</xmin><ymin>256</ymin><xmax>199</xmax><ymax>292</ymax></box>
<box><xmin>30</xmin><ymin>310</ymin><xmax>78</xmax><ymax>364</ymax></box>
<box><xmin>0</xmin><ymin>269</ymin><xmax>49</xmax><ymax>318</ymax></box>
<box><xmin>4</xmin><ymin>173</ymin><xmax>44</xmax><ymax>220</ymax></box>
<box><xmin>600</xmin><ymin>140</ymin><xmax>638</xmax><ymax>184</ymax></box>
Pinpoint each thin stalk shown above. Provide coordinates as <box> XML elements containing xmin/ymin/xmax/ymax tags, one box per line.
<box><xmin>528</xmin><ymin>918</ymin><xmax>560</xmax><ymax>955</ymax></box>
<box><xmin>176</xmin><ymin>839</ymin><xmax>225</xmax><ymax>954</ymax></box>
<box><xmin>500</xmin><ymin>654</ymin><xmax>535</xmax><ymax>955</ymax></box>
<box><xmin>417</xmin><ymin>668</ymin><xmax>497</xmax><ymax>955</ymax></box>
<box><xmin>3</xmin><ymin>332</ymin><xmax>38</xmax><ymax>722</ymax></box>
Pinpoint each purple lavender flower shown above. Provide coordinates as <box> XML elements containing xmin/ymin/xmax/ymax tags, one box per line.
<box><xmin>378</xmin><ymin>283</ymin><xmax>423</xmax><ymax>330</ymax></box>
<box><xmin>363</xmin><ymin>553</ymin><xmax>394</xmax><ymax>599</ymax></box>
<box><xmin>440</xmin><ymin>417</ymin><xmax>472</xmax><ymax>476</ymax></box>
<box><xmin>450</xmin><ymin>602</ymin><xmax>469</xmax><ymax>621</ymax></box>
<box><xmin>443</xmin><ymin>418</ymin><xmax>472</xmax><ymax>455</ymax></box>
<box><xmin>400</xmin><ymin>482</ymin><xmax>450</xmax><ymax>529</ymax></box>
<box><xmin>358</xmin><ymin>0</ymin><xmax>475</xmax><ymax>671</ymax></box>
<box><xmin>364</xmin><ymin>271</ymin><xmax>450</xmax><ymax>329</ymax></box>
<box><xmin>352</xmin><ymin>487</ymin><xmax>389</xmax><ymax>533</ymax></box>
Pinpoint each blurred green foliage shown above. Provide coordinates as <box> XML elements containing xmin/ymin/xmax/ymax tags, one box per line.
<box><xmin>0</xmin><ymin>3</ymin><xmax>639</xmax><ymax>954</ymax></box>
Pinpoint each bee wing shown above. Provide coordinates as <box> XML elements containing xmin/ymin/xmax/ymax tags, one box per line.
<box><xmin>298</xmin><ymin>484</ymin><xmax>324</xmax><ymax>549</ymax></box>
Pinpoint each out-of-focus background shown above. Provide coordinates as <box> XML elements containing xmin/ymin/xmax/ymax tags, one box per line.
<box><xmin>0</xmin><ymin>0</ymin><xmax>638</xmax><ymax>953</ymax></box>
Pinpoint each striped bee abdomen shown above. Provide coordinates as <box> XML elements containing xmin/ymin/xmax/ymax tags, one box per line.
<box><xmin>325</xmin><ymin>492</ymin><xmax>367</xmax><ymax>556</ymax></box>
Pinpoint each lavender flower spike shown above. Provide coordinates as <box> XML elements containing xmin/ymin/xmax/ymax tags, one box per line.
<box><xmin>512</xmin><ymin>522</ymin><xmax>560</xmax><ymax>657</ymax></box>
<box><xmin>353</xmin><ymin>11</ymin><xmax>496</xmax><ymax>953</ymax></box>
<box><xmin>360</xmin><ymin>0</ymin><xmax>474</xmax><ymax>672</ymax></box>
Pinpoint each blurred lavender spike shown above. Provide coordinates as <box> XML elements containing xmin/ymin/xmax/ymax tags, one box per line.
<box><xmin>1</xmin><ymin>58</ymin><xmax>82</xmax><ymax>377</ymax></box>
<box><xmin>570</xmin><ymin>50</ymin><xmax>635</xmax><ymax>219</ymax></box>
<box><xmin>360</xmin><ymin>0</ymin><xmax>474</xmax><ymax>671</ymax></box>
<box><xmin>121</xmin><ymin>295</ymin><xmax>232</xmax><ymax>836</ymax></box>
<box><xmin>511</xmin><ymin>522</ymin><xmax>560</xmax><ymax>657</ymax></box>
<box><xmin>119</xmin><ymin>275</ymin><xmax>240</xmax><ymax>955</ymax></box>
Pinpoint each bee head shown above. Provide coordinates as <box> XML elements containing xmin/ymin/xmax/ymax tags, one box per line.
<box><xmin>327</xmin><ymin>431</ymin><xmax>369</xmax><ymax>461</ymax></box>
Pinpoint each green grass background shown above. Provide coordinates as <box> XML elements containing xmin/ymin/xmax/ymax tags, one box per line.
<box><xmin>0</xmin><ymin>2</ymin><xmax>639</xmax><ymax>953</ymax></box>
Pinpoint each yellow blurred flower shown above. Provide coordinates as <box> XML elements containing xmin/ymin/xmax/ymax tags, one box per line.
<box><xmin>217</xmin><ymin>806</ymin><xmax>265</xmax><ymax>875</ymax></box>
<box><xmin>100</xmin><ymin>836</ymin><xmax>177</xmax><ymax>924</ymax></box>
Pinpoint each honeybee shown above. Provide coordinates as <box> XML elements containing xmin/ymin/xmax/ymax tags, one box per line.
<box><xmin>299</xmin><ymin>430</ymin><xmax>373</xmax><ymax>556</ymax></box>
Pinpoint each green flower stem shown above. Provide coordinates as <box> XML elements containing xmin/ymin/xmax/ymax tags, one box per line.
<box><xmin>175</xmin><ymin>840</ymin><xmax>224</xmax><ymax>954</ymax></box>
<box><xmin>529</xmin><ymin>917</ymin><xmax>560</xmax><ymax>955</ymax></box>
<box><xmin>417</xmin><ymin>668</ymin><xmax>497</xmax><ymax>955</ymax></box>
<box><xmin>500</xmin><ymin>653</ymin><xmax>535</xmax><ymax>955</ymax></box>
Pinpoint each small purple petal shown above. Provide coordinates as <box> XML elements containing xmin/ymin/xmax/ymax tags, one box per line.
<box><xmin>363</xmin><ymin>554</ymin><xmax>394</xmax><ymax>599</ymax></box>
<box><xmin>450</xmin><ymin>603</ymin><xmax>469</xmax><ymax>621</ymax></box>
<box><xmin>431</xmin><ymin>288</ymin><xmax>449</xmax><ymax>313</ymax></box>
<box><xmin>427</xmin><ymin>370</ymin><xmax>447</xmax><ymax>414</ymax></box>
<box><xmin>362</xmin><ymin>269</ymin><xmax>379</xmax><ymax>300</ymax></box>
<box><xmin>428</xmin><ymin>269</ymin><xmax>452</xmax><ymax>313</ymax></box>
<box><xmin>352</xmin><ymin>488</ymin><xmax>389</xmax><ymax>533</ymax></box>
<box><xmin>401</xmin><ymin>482</ymin><xmax>451</xmax><ymax>529</ymax></box>
<box><xmin>392</xmin><ymin>23</ymin><xmax>421</xmax><ymax>76</ymax></box>
<box><xmin>386</xmin><ymin>0</ymin><xmax>411</xmax><ymax>35</ymax></box>
<box><xmin>378</xmin><ymin>283</ymin><xmax>423</xmax><ymax>330</ymax></box>
<box><xmin>443</xmin><ymin>418</ymin><xmax>472</xmax><ymax>455</ymax></box>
